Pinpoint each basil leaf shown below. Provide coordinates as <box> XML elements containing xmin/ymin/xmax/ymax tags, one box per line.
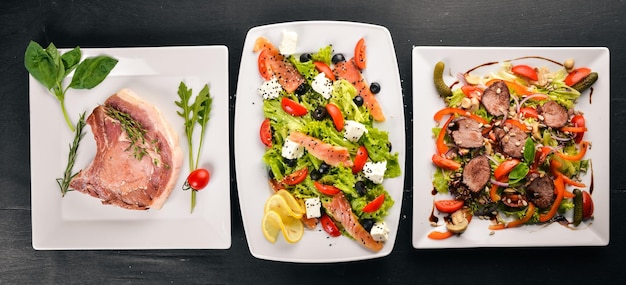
<box><xmin>45</xmin><ymin>43</ymin><xmax>65</xmax><ymax>83</ymax></box>
<box><xmin>508</xmin><ymin>162</ymin><xmax>529</xmax><ymax>185</ymax></box>
<box><xmin>523</xmin><ymin>137</ymin><xmax>536</xmax><ymax>163</ymax></box>
<box><xmin>69</xmin><ymin>55</ymin><xmax>118</xmax><ymax>89</ymax></box>
<box><xmin>24</xmin><ymin>41</ymin><xmax>58</xmax><ymax>90</ymax></box>
<box><xmin>61</xmin><ymin>47</ymin><xmax>81</xmax><ymax>75</ymax></box>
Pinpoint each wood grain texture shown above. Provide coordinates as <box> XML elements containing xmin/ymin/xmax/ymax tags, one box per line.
<box><xmin>1</xmin><ymin>0</ymin><xmax>625</xmax><ymax>283</ymax></box>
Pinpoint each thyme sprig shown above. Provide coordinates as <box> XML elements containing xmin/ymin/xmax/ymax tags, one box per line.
<box><xmin>56</xmin><ymin>112</ymin><xmax>86</xmax><ymax>196</ymax></box>
<box><xmin>106</xmin><ymin>107</ymin><xmax>150</xmax><ymax>160</ymax></box>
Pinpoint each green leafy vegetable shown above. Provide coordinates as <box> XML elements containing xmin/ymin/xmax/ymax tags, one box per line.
<box><xmin>56</xmin><ymin>112</ymin><xmax>87</xmax><ymax>196</ymax></box>
<box><xmin>24</xmin><ymin>41</ymin><xmax>118</xmax><ymax>132</ymax></box>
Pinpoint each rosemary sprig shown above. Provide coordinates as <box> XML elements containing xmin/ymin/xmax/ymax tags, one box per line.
<box><xmin>106</xmin><ymin>107</ymin><xmax>149</xmax><ymax>160</ymax></box>
<box><xmin>56</xmin><ymin>112</ymin><xmax>86</xmax><ymax>196</ymax></box>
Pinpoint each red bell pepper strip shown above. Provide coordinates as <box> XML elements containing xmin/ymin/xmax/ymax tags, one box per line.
<box><xmin>507</xmin><ymin>202</ymin><xmax>536</xmax><ymax>228</ymax></box>
<box><xmin>557</xmin><ymin>141</ymin><xmax>589</xmax><ymax>161</ymax></box>
<box><xmin>433</xmin><ymin>107</ymin><xmax>489</xmax><ymax>125</ymax></box>
<box><xmin>436</xmin><ymin>115</ymin><xmax>454</xmax><ymax>155</ymax></box>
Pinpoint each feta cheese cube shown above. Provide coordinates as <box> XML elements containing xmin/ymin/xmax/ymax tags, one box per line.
<box><xmin>311</xmin><ymin>72</ymin><xmax>333</xmax><ymax>99</ymax></box>
<box><xmin>281</xmin><ymin>138</ymin><xmax>304</xmax><ymax>159</ymax></box>
<box><xmin>279</xmin><ymin>30</ymin><xmax>298</xmax><ymax>55</ymax></box>
<box><xmin>370</xmin><ymin>221</ymin><xmax>389</xmax><ymax>242</ymax></box>
<box><xmin>304</xmin><ymin>197</ymin><xmax>321</xmax><ymax>219</ymax></box>
<box><xmin>363</xmin><ymin>161</ymin><xmax>387</xmax><ymax>184</ymax></box>
<box><xmin>257</xmin><ymin>77</ymin><xmax>282</xmax><ymax>100</ymax></box>
<box><xmin>343</xmin><ymin>120</ymin><xmax>367</xmax><ymax>142</ymax></box>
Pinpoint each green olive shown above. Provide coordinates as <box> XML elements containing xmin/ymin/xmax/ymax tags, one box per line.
<box><xmin>434</xmin><ymin>61</ymin><xmax>452</xmax><ymax>98</ymax></box>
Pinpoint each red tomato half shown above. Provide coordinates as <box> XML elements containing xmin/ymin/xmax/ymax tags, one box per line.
<box><xmin>362</xmin><ymin>193</ymin><xmax>385</xmax><ymax>213</ymax></box>
<box><xmin>314</xmin><ymin>61</ymin><xmax>336</xmax><ymax>81</ymax></box>
<box><xmin>259</xmin><ymin>118</ymin><xmax>272</xmax><ymax>147</ymax></box>
<box><xmin>313</xmin><ymin>181</ymin><xmax>341</xmax><ymax>195</ymax></box>
<box><xmin>511</xmin><ymin>64</ymin><xmax>538</xmax><ymax>81</ymax></box>
<box><xmin>326</xmin><ymin>103</ymin><xmax>344</xmax><ymax>131</ymax></box>
<box><xmin>519</xmin><ymin>107</ymin><xmax>539</xmax><ymax>119</ymax></box>
<box><xmin>186</xmin><ymin>168</ymin><xmax>210</xmax><ymax>191</ymax></box>
<box><xmin>434</xmin><ymin>199</ymin><xmax>464</xmax><ymax>213</ymax></box>
<box><xmin>320</xmin><ymin>214</ymin><xmax>341</xmax><ymax>237</ymax></box>
<box><xmin>352</xmin><ymin>145</ymin><xmax>368</xmax><ymax>174</ymax></box>
<box><xmin>571</xmin><ymin>114</ymin><xmax>586</xmax><ymax>143</ymax></box>
<box><xmin>565</xmin><ymin>67</ymin><xmax>591</xmax><ymax>86</ymax></box>
<box><xmin>281</xmin><ymin>97</ymin><xmax>308</xmax><ymax>116</ymax></box>
<box><xmin>582</xmin><ymin>190</ymin><xmax>594</xmax><ymax>219</ymax></box>
<box><xmin>257</xmin><ymin>49</ymin><xmax>273</xmax><ymax>81</ymax></box>
<box><xmin>282</xmin><ymin>167</ymin><xmax>308</xmax><ymax>186</ymax></box>
<box><xmin>354</xmin><ymin>38</ymin><xmax>366</xmax><ymax>70</ymax></box>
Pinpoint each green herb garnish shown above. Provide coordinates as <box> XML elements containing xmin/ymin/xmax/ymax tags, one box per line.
<box><xmin>24</xmin><ymin>41</ymin><xmax>118</xmax><ymax>132</ymax></box>
<box><xmin>175</xmin><ymin>81</ymin><xmax>212</xmax><ymax>213</ymax></box>
<box><xmin>106</xmin><ymin>107</ymin><xmax>151</xmax><ymax>160</ymax></box>
<box><xmin>56</xmin><ymin>112</ymin><xmax>86</xmax><ymax>196</ymax></box>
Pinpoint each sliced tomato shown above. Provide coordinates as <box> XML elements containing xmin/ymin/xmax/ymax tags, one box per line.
<box><xmin>282</xmin><ymin>167</ymin><xmax>308</xmax><ymax>186</ymax></box>
<box><xmin>352</xmin><ymin>145</ymin><xmax>368</xmax><ymax>174</ymax></box>
<box><xmin>571</xmin><ymin>114</ymin><xmax>586</xmax><ymax>143</ymax></box>
<box><xmin>257</xmin><ymin>49</ymin><xmax>273</xmax><ymax>81</ymax></box>
<box><xmin>434</xmin><ymin>199</ymin><xmax>464</xmax><ymax>213</ymax></box>
<box><xmin>268</xmin><ymin>60</ymin><xmax>305</xmax><ymax>93</ymax></box>
<box><xmin>313</xmin><ymin>181</ymin><xmax>341</xmax><ymax>195</ymax></box>
<box><xmin>354</xmin><ymin>37</ymin><xmax>366</xmax><ymax>70</ymax></box>
<box><xmin>314</xmin><ymin>61</ymin><xmax>336</xmax><ymax>81</ymax></box>
<box><xmin>565</xmin><ymin>67</ymin><xmax>591</xmax><ymax>86</ymax></box>
<box><xmin>259</xmin><ymin>118</ymin><xmax>272</xmax><ymax>147</ymax></box>
<box><xmin>281</xmin><ymin>97</ymin><xmax>308</xmax><ymax>116</ymax></box>
<box><xmin>511</xmin><ymin>64</ymin><xmax>538</xmax><ymax>81</ymax></box>
<box><xmin>519</xmin><ymin>107</ymin><xmax>539</xmax><ymax>119</ymax></box>
<box><xmin>494</xmin><ymin>159</ymin><xmax>520</xmax><ymax>180</ymax></box>
<box><xmin>326</xmin><ymin>103</ymin><xmax>344</xmax><ymax>131</ymax></box>
<box><xmin>432</xmin><ymin>154</ymin><xmax>461</xmax><ymax>170</ymax></box>
<box><xmin>362</xmin><ymin>193</ymin><xmax>385</xmax><ymax>213</ymax></box>
<box><xmin>320</xmin><ymin>214</ymin><xmax>341</xmax><ymax>237</ymax></box>
<box><xmin>460</xmin><ymin>85</ymin><xmax>483</xmax><ymax>99</ymax></box>
<box><xmin>582</xmin><ymin>190</ymin><xmax>594</xmax><ymax>219</ymax></box>
<box><xmin>253</xmin><ymin>37</ymin><xmax>280</xmax><ymax>55</ymax></box>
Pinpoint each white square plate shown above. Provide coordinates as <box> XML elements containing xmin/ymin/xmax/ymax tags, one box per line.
<box><xmin>412</xmin><ymin>46</ymin><xmax>610</xmax><ymax>248</ymax></box>
<box><xmin>234</xmin><ymin>21</ymin><xmax>405</xmax><ymax>262</ymax></box>
<box><xmin>30</xmin><ymin>45</ymin><xmax>231</xmax><ymax>249</ymax></box>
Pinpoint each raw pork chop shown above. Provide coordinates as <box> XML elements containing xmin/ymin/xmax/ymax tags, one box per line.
<box><xmin>70</xmin><ymin>89</ymin><xmax>183</xmax><ymax>210</ymax></box>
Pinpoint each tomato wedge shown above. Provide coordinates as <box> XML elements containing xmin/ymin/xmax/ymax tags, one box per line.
<box><xmin>565</xmin><ymin>67</ymin><xmax>591</xmax><ymax>86</ymax></box>
<box><xmin>571</xmin><ymin>114</ymin><xmax>586</xmax><ymax>143</ymax></box>
<box><xmin>313</xmin><ymin>61</ymin><xmax>336</xmax><ymax>81</ymax></box>
<box><xmin>434</xmin><ymin>199</ymin><xmax>464</xmax><ymax>213</ymax></box>
<box><xmin>494</xmin><ymin>159</ymin><xmax>520</xmax><ymax>180</ymax></box>
<box><xmin>257</xmin><ymin>49</ymin><xmax>273</xmax><ymax>81</ymax></box>
<box><xmin>582</xmin><ymin>190</ymin><xmax>594</xmax><ymax>219</ymax></box>
<box><xmin>313</xmin><ymin>181</ymin><xmax>341</xmax><ymax>195</ymax></box>
<box><xmin>281</xmin><ymin>97</ymin><xmax>308</xmax><ymax>116</ymax></box>
<box><xmin>326</xmin><ymin>103</ymin><xmax>344</xmax><ymax>131</ymax></box>
<box><xmin>511</xmin><ymin>64</ymin><xmax>538</xmax><ymax>81</ymax></box>
<box><xmin>432</xmin><ymin>154</ymin><xmax>461</xmax><ymax>170</ymax></box>
<box><xmin>259</xmin><ymin>118</ymin><xmax>272</xmax><ymax>147</ymax></box>
<box><xmin>352</xmin><ymin>145</ymin><xmax>368</xmax><ymax>174</ymax></box>
<box><xmin>354</xmin><ymin>37</ymin><xmax>366</xmax><ymax>70</ymax></box>
<box><xmin>460</xmin><ymin>85</ymin><xmax>483</xmax><ymax>99</ymax></box>
<box><xmin>519</xmin><ymin>107</ymin><xmax>539</xmax><ymax>119</ymax></box>
<box><xmin>362</xmin><ymin>193</ymin><xmax>385</xmax><ymax>213</ymax></box>
<box><xmin>282</xmin><ymin>167</ymin><xmax>308</xmax><ymax>186</ymax></box>
<box><xmin>320</xmin><ymin>214</ymin><xmax>341</xmax><ymax>237</ymax></box>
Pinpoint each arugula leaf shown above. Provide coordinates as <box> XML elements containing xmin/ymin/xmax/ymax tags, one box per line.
<box><xmin>194</xmin><ymin>84</ymin><xmax>212</xmax><ymax>170</ymax></box>
<box><xmin>69</xmin><ymin>55</ymin><xmax>118</xmax><ymax>89</ymax></box>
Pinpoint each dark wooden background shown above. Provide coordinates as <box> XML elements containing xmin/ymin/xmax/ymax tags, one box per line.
<box><xmin>2</xmin><ymin>0</ymin><xmax>625</xmax><ymax>283</ymax></box>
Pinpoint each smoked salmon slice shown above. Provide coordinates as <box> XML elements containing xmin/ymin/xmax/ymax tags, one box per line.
<box><xmin>333</xmin><ymin>59</ymin><xmax>385</xmax><ymax>122</ymax></box>
<box><xmin>323</xmin><ymin>193</ymin><xmax>383</xmax><ymax>252</ymax></box>
<box><xmin>287</xmin><ymin>131</ymin><xmax>353</xmax><ymax>168</ymax></box>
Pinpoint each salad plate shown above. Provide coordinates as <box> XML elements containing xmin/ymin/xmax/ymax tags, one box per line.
<box><xmin>30</xmin><ymin>45</ymin><xmax>231</xmax><ymax>249</ymax></box>
<box><xmin>412</xmin><ymin>46</ymin><xmax>610</xmax><ymax>248</ymax></box>
<box><xmin>234</xmin><ymin>21</ymin><xmax>405</xmax><ymax>262</ymax></box>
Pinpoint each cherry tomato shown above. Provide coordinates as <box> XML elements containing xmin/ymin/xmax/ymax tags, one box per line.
<box><xmin>325</xmin><ymin>103</ymin><xmax>344</xmax><ymax>131</ymax></box>
<box><xmin>281</xmin><ymin>97</ymin><xmax>308</xmax><ymax>116</ymax></box>
<box><xmin>352</xmin><ymin>145</ymin><xmax>368</xmax><ymax>174</ymax></box>
<box><xmin>313</xmin><ymin>61</ymin><xmax>336</xmax><ymax>81</ymax></box>
<box><xmin>571</xmin><ymin>114</ymin><xmax>586</xmax><ymax>143</ymax></box>
<box><xmin>494</xmin><ymin>159</ymin><xmax>520</xmax><ymax>180</ymax></box>
<box><xmin>362</xmin><ymin>193</ymin><xmax>385</xmax><ymax>213</ymax></box>
<box><xmin>519</xmin><ymin>107</ymin><xmax>539</xmax><ymax>119</ymax></box>
<box><xmin>282</xmin><ymin>167</ymin><xmax>308</xmax><ymax>186</ymax></box>
<box><xmin>354</xmin><ymin>38</ymin><xmax>366</xmax><ymax>70</ymax></box>
<box><xmin>582</xmin><ymin>190</ymin><xmax>594</xmax><ymax>219</ymax></box>
<box><xmin>511</xmin><ymin>64</ymin><xmax>538</xmax><ymax>81</ymax></box>
<box><xmin>257</xmin><ymin>49</ymin><xmax>273</xmax><ymax>81</ymax></box>
<box><xmin>320</xmin><ymin>214</ymin><xmax>341</xmax><ymax>237</ymax></box>
<box><xmin>434</xmin><ymin>199</ymin><xmax>464</xmax><ymax>213</ymax></box>
<box><xmin>460</xmin><ymin>85</ymin><xmax>483</xmax><ymax>99</ymax></box>
<box><xmin>186</xmin><ymin>168</ymin><xmax>210</xmax><ymax>191</ymax></box>
<box><xmin>565</xmin><ymin>67</ymin><xmax>591</xmax><ymax>86</ymax></box>
<box><xmin>313</xmin><ymin>181</ymin><xmax>341</xmax><ymax>195</ymax></box>
<box><xmin>432</xmin><ymin>154</ymin><xmax>461</xmax><ymax>170</ymax></box>
<box><xmin>259</xmin><ymin>118</ymin><xmax>272</xmax><ymax>147</ymax></box>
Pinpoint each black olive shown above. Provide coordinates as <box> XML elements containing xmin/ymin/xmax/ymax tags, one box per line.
<box><xmin>332</xmin><ymin>53</ymin><xmax>346</xmax><ymax>64</ymax></box>
<box><xmin>355</xmin><ymin>181</ymin><xmax>367</xmax><ymax>196</ymax></box>
<box><xmin>312</xmin><ymin>106</ymin><xmax>327</xmax><ymax>121</ymax></box>
<box><xmin>300</xmin><ymin>53</ymin><xmax>312</xmax><ymax>62</ymax></box>
<box><xmin>295</xmin><ymin>83</ymin><xmax>308</xmax><ymax>96</ymax></box>
<box><xmin>310</xmin><ymin>170</ymin><xmax>322</xmax><ymax>180</ymax></box>
<box><xmin>284</xmin><ymin>158</ymin><xmax>297</xmax><ymax>167</ymax></box>
<box><xmin>370</xmin><ymin>82</ymin><xmax>381</xmax><ymax>94</ymax></box>
<box><xmin>361</xmin><ymin>219</ymin><xmax>375</xmax><ymax>232</ymax></box>
<box><xmin>318</xmin><ymin>162</ymin><xmax>330</xmax><ymax>174</ymax></box>
<box><xmin>387</xmin><ymin>142</ymin><xmax>392</xmax><ymax>152</ymax></box>
<box><xmin>268</xmin><ymin>168</ymin><xmax>275</xmax><ymax>179</ymax></box>
<box><xmin>353</xmin><ymin>95</ymin><xmax>364</xmax><ymax>107</ymax></box>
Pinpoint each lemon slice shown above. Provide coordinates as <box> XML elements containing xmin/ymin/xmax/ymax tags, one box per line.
<box><xmin>280</xmin><ymin>215</ymin><xmax>304</xmax><ymax>243</ymax></box>
<box><xmin>262</xmin><ymin>211</ymin><xmax>282</xmax><ymax>243</ymax></box>
<box><xmin>262</xmin><ymin>210</ymin><xmax>304</xmax><ymax>243</ymax></box>
<box><xmin>264</xmin><ymin>191</ymin><xmax>304</xmax><ymax>219</ymax></box>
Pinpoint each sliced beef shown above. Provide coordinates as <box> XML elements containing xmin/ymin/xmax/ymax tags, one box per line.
<box><xmin>493</xmin><ymin>122</ymin><xmax>528</xmax><ymax>158</ymax></box>
<box><xmin>462</xmin><ymin>155</ymin><xmax>491</xmax><ymax>192</ymax></box>
<box><xmin>448</xmin><ymin>117</ymin><xmax>484</xmax><ymax>148</ymax></box>
<box><xmin>69</xmin><ymin>89</ymin><xmax>183</xmax><ymax>210</ymax></box>
<box><xmin>538</xmin><ymin>100</ymin><xmax>568</xmax><ymax>128</ymax></box>
<box><xmin>526</xmin><ymin>176</ymin><xmax>555</xmax><ymax>209</ymax></box>
<box><xmin>481</xmin><ymin>80</ymin><xmax>510</xmax><ymax>116</ymax></box>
